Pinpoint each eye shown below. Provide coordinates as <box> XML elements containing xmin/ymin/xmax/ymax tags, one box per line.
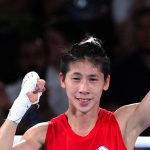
<box><xmin>72</xmin><ymin>77</ymin><xmax>80</xmax><ymax>81</ymax></box>
<box><xmin>89</xmin><ymin>78</ymin><xmax>98</xmax><ymax>81</ymax></box>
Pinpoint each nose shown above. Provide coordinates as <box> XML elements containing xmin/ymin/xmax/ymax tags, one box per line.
<box><xmin>78</xmin><ymin>79</ymin><xmax>89</xmax><ymax>95</ymax></box>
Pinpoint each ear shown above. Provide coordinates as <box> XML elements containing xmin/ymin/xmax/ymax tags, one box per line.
<box><xmin>103</xmin><ymin>75</ymin><xmax>110</xmax><ymax>91</ymax></box>
<box><xmin>59</xmin><ymin>72</ymin><xmax>66</xmax><ymax>88</ymax></box>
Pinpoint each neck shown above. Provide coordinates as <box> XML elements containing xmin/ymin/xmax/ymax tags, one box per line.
<box><xmin>65</xmin><ymin>108</ymin><xmax>100</xmax><ymax>136</ymax></box>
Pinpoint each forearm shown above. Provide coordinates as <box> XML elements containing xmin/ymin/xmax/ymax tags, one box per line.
<box><xmin>0</xmin><ymin>119</ymin><xmax>17</xmax><ymax>150</ymax></box>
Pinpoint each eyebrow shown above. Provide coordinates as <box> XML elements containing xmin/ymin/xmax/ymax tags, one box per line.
<box><xmin>71</xmin><ymin>72</ymin><xmax>100</xmax><ymax>78</ymax></box>
<box><xmin>88</xmin><ymin>74</ymin><xmax>99</xmax><ymax>78</ymax></box>
<box><xmin>71</xmin><ymin>72</ymin><xmax>81</xmax><ymax>76</ymax></box>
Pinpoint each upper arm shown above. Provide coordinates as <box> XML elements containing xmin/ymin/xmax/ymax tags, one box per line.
<box><xmin>114</xmin><ymin>103</ymin><xmax>140</xmax><ymax>149</ymax></box>
<box><xmin>132</xmin><ymin>91</ymin><xmax>150</xmax><ymax>132</ymax></box>
<box><xmin>114</xmin><ymin>91</ymin><xmax>150</xmax><ymax>148</ymax></box>
<box><xmin>13</xmin><ymin>122</ymin><xmax>48</xmax><ymax>150</ymax></box>
<box><xmin>115</xmin><ymin>103</ymin><xmax>139</xmax><ymax>137</ymax></box>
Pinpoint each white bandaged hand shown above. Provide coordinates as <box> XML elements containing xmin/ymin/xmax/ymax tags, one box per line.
<box><xmin>7</xmin><ymin>71</ymin><xmax>42</xmax><ymax>124</ymax></box>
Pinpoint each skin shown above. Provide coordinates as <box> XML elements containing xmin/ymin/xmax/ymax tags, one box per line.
<box><xmin>0</xmin><ymin>59</ymin><xmax>150</xmax><ymax>150</ymax></box>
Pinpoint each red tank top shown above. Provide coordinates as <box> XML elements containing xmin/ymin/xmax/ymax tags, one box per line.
<box><xmin>43</xmin><ymin>108</ymin><xmax>128</xmax><ymax>150</ymax></box>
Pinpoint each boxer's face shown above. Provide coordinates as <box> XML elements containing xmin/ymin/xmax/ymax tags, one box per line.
<box><xmin>60</xmin><ymin>59</ymin><xmax>110</xmax><ymax>113</ymax></box>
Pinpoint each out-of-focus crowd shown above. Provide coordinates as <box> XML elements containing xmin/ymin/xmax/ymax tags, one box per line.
<box><xmin>0</xmin><ymin>1</ymin><xmax>150</xmax><ymax>149</ymax></box>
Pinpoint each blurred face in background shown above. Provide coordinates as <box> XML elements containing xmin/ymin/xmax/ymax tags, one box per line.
<box><xmin>19</xmin><ymin>37</ymin><xmax>46</xmax><ymax>74</ymax></box>
<box><xmin>46</xmin><ymin>28</ymin><xmax>71</xmax><ymax>69</ymax></box>
<box><xmin>136</xmin><ymin>12</ymin><xmax>150</xmax><ymax>53</ymax></box>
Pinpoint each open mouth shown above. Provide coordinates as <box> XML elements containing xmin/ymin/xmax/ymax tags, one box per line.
<box><xmin>76</xmin><ymin>97</ymin><xmax>92</xmax><ymax>106</ymax></box>
<box><xmin>77</xmin><ymin>98</ymin><xmax>91</xmax><ymax>102</ymax></box>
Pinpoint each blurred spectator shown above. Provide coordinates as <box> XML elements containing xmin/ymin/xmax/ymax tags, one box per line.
<box><xmin>102</xmin><ymin>3</ymin><xmax>150</xmax><ymax>136</ymax></box>
<box><xmin>111</xmin><ymin>0</ymin><xmax>136</xmax><ymax>59</ymax></box>
<box><xmin>112</xmin><ymin>0</ymin><xmax>135</xmax><ymax>24</ymax></box>
<box><xmin>6</xmin><ymin>33</ymin><xmax>47</xmax><ymax>103</ymax></box>
<box><xmin>4</xmin><ymin>33</ymin><xmax>54</xmax><ymax>134</ymax></box>
<box><xmin>111</xmin><ymin>0</ymin><xmax>150</xmax><ymax>61</ymax></box>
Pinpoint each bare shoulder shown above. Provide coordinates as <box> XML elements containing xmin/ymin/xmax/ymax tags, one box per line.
<box><xmin>114</xmin><ymin>103</ymin><xmax>140</xmax><ymax>149</ymax></box>
<box><xmin>13</xmin><ymin>122</ymin><xmax>50</xmax><ymax>150</ymax></box>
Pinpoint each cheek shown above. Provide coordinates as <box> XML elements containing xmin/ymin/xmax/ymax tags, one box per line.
<box><xmin>92</xmin><ymin>84</ymin><xmax>104</xmax><ymax>96</ymax></box>
<box><xmin>65</xmin><ymin>87</ymin><xmax>76</xmax><ymax>101</ymax></box>
<box><xmin>94</xmin><ymin>88</ymin><xmax>103</xmax><ymax>97</ymax></box>
<box><xmin>65</xmin><ymin>83</ymin><xmax>79</xmax><ymax>98</ymax></box>
<box><xmin>67</xmin><ymin>83</ymin><xmax>78</xmax><ymax>93</ymax></box>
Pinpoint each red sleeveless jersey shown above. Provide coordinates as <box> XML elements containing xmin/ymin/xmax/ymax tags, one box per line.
<box><xmin>43</xmin><ymin>108</ymin><xmax>128</xmax><ymax>150</ymax></box>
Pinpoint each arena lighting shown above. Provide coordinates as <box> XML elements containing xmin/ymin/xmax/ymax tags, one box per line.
<box><xmin>13</xmin><ymin>136</ymin><xmax>150</xmax><ymax>148</ymax></box>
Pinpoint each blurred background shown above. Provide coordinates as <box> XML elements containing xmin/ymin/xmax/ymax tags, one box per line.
<box><xmin>0</xmin><ymin>0</ymin><xmax>150</xmax><ymax>148</ymax></box>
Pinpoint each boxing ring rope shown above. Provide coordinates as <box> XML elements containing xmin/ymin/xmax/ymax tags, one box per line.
<box><xmin>13</xmin><ymin>136</ymin><xmax>150</xmax><ymax>148</ymax></box>
<box><xmin>135</xmin><ymin>136</ymin><xmax>150</xmax><ymax>148</ymax></box>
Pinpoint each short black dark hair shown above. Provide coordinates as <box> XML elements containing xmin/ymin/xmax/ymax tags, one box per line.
<box><xmin>60</xmin><ymin>36</ymin><xmax>110</xmax><ymax>80</ymax></box>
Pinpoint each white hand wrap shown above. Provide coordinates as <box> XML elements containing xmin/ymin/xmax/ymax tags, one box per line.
<box><xmin>7</xmin><ymin>71</ymin><xmax>42</xmax><ymax>124</ymax></box>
